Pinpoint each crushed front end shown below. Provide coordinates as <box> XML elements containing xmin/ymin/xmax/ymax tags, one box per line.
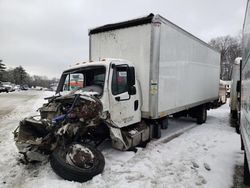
<box><xmin>13</xmin><ymin>93</ymin><xmax>105</xmax><ymax>162</ymax></box>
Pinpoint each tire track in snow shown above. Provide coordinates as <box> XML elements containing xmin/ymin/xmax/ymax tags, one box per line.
<box><xmin>88</xmin><ymin>105</ymin><xmax>240</xmax><ymax>188</ymax></box>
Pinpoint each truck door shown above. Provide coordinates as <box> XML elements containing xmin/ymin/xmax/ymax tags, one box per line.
<box><xmin>109</xmin><ymin>64</ymin><xmax>141</xmax><ymax>127</ymax></box>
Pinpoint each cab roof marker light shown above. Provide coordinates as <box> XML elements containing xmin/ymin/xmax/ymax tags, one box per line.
<box><xmin>75</xmin><ymin>62</ymin><xmax>86</xmax><ymax>66</ymax></box>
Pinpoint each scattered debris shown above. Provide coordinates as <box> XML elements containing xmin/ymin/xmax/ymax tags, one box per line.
<box><xmin>13</xmin><ymin>92</ymin><xmax>105</xmax><ymax>182</ymax></box>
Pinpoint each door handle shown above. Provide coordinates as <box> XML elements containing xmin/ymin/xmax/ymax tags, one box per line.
<box><xmin>115</xmin><ymin>96</ymin><xmax>121</xmax><ymax>101</ymax></box>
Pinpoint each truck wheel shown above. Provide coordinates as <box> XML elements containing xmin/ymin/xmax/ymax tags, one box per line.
<box><xmin>173</xmin><ymin>113</ymin><xmax>180</xmax><ymax>119</ymax></box>
<box><xmin>244</xmin><ymin>153</ymin><xmax>250</xmax><ymax>185</ymax></box>
<box><xmin>236</xmin><ymin>124</ymin><xmax>240</xmax><ymax>134</ymax></box>
<box><xmin>196</xmin><ymin>106</ymin><xmax>207</xmax><ymax>125</ymax></box>
<box><xmin>231</xmin><ymin>110</ymin><xmax>238</xmax><ymax>119</ymax></box>
<box><xmin>154</xmin><ymin>121</ymin><xmax>161</xmax><ymax>139</ymax></box>
<box><xmin>203</xmin><ymin>109</ymin><xmax>207</xmax><ymax>123</ymax></box>
<box><xmin>50</xmin><ymin>143</ymin><xmax>105</xmax><ymax>182</ymax></box>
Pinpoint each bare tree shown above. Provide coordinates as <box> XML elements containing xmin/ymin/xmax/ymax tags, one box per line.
<box><xmin>209</xmin><ymin>34</ymin><xmax>242</xmax><ymax>80</ymax></box>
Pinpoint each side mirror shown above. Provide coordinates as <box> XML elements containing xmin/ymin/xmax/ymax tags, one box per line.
<box><xmin>128</xmin><ymin>86</ymin><xmax>136</xmax><ymax>95</ymax></box>
<box><xmin>127</xmin><ymin>67</ymin><xmax>135</xmax><ymax>86</ymax></box>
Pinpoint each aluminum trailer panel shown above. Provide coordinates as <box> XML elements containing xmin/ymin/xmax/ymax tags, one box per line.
<box><xmin>90</xmin><ymin>23</ymin><xmax>152</xmax><ymax>115</ymax></box>
<box><xmin>89</xmin><ymin>14</ymin><xmax>220</xmax><ymax>119</ymax></box>
<box><xmin>157</xmin><ymin>16</ymin><xmax>220</xmax><ymax>117</ymax></box>
<box><xmin>241</xmin><ymin>0</ymin><xmax>250</xmax><ymax>175</ymax></box>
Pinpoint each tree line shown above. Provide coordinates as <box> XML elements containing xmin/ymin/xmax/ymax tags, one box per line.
<box><xmin>209</xmin><ymin>33</ymin><xmax>242</xmax><ymax>80</ymax></box>
<box><xmin>0</xmin><ymin>61</ymin><xmax>58</xmax><ymax>88</ymax></box>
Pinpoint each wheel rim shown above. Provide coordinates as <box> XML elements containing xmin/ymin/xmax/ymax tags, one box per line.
<box><xmin>65</xmin><ymin>144</ymin><xmax>95</xmax><ymax>169</ymax></box>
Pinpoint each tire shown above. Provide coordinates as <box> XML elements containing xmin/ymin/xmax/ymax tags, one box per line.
<box><xmin>236</xmin><ymin>124</ymin><xmax>240</xmax><ymax>134</ymax></box>
<box><xmin>244</xmin><ymin>153</ymin><xmax>250</xmax><ymax>185</ymax></box>
<box><xmin>231</xmin><ymin>110</ymin><xmax>238</xmax><ymax>120</ymax></box>
<box><xmin>161</xmin><ymin>118</ymin><xmax>168</xmax><ymax>130</ymax></box>
<box><xmin>154</xmin><ymin>122</ymin><xmax>161</xmax><ymax>139</ymax></box>
<box><xmin>50</xmin><ymin>143</ymin><xmax>105</xmax><ymax>182</ymax></box>
<box><xmin>173</xmin><ymin>113</ymin><xmax>180</xmax><ymax>119</ymax></box>
<box><xmin>147</xmin><ymin>121</ymin><xmax>161</xmax><ymax>139</ymax></box>
<box><xmin>196</xmin><ymin>106</ymin><xmax>207</xmax><ymax>125</ymax></box>
<box><xmin>203</xmin><ymin>109</ymin><xmax>207</xmax><ymax>123</ymax></box>
<box><xmin>241</xmin><ymin>136</ymin><xmax>245</xmax><ymax>151</ymax></box>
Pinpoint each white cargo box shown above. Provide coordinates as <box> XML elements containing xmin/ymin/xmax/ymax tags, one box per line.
<box><xmin>89</xmin><ymin>14</ymin><xmax>220</xmax><ymax>119</ymax></box>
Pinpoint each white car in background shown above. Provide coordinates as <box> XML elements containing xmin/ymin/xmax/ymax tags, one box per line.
<box><xmin>0</xmin><ymin>82</ymin><xmax>8</xmax><ymax>93</ymax></box>
<box><xmin>2</xmin><ymin>82</ymin><xmax>15</xmax><ymax>92</ymax></box>
<box><xmin>14</xmin><ymin>85</ymin><xmax>21</xmax><ymax>91</ymax></box>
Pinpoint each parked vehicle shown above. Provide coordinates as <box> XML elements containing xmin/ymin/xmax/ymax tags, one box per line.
<box><xmin>0</xmin><ymin>82</ymin><xmax>8</xmax><ymax>93</ymax></box>
<box><xmin>218</xmin><ymin>80</ymin><xmax>227</xmax><ymax>105</ymax></box>
<box><xmin>14</xmin><ymin>85</ymin><xmax>21</xmax><ymax>91</ymax></box>
<box><xmin>89</xmin><ymin>13</ymin><xmax>220</xmax><ymax>123</ymax></box>
<box><xmin>225</xmin><ymin>81</ymin><xmax>231</xmax><ymax>97</ymax></box>
<box><xmin>230</xmin><ymin>57</ymin><xmax>242</xmax><ymax>122</ymax></box>
<box><xmin>20</xmin><ymin>84</ymin><xmax>29</xmax><ymax>90</ymax></box>
<box><xmin>14</xmin><ymin>14</ymin><xmax>220</xmax><ymax>182</ymax></box>
<box><xmin>240</xmin><ymin>1</ymin><xmax>250</xmax><ymax>185</ymax></box>
<box><xmin>2</xmin><ymin>82</ymin><xmax>15</xmax><ymax>92</ymax></box>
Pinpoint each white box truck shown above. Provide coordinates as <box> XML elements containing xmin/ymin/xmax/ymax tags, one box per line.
<box><xmin>230</xmin><ymin>57</ymin><xmax>242</xmax><ymax>119</ymax></box>
<box><xmin>241</xmin><ymin>0</ymin><xmax>250</xmax><ymax>185</ymax></box>
<box><xmin>14</xmin><ymin>14</ymin><xmax>220</xmax><ymax>182</ymax></box>
<box><xmin>219</xmin><ymin>80</ymin><xmax>227</xmax><ymax>105</ymax></box>
<box><xmin>89</xmin><ymin>13</ymin><xmax>220</xmax><ymax>125</ymax></box>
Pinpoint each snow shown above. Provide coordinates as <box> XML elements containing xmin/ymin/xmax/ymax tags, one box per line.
<box><xmin>0</xmin><ymin>91</ymin><xmax>243</xmax><ymax>188</ymax></box>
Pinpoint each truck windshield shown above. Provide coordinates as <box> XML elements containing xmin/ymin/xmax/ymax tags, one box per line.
<box><xmin>58</xmin><ymin>66</ymin><xmax>106</xmax><ymax>96</ymax></box>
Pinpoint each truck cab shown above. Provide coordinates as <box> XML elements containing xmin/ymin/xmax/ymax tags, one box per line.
<box><xmin>56</xmin><ymin>59</ymin><xmax>145</xmax><ymax>150</ymax></box>
<box><xmin>57</xmin><ymin>59</ymin><xmax>141</xmax><ymax>127</ymax></box>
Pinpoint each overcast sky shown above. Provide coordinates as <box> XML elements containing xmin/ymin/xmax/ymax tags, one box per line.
<box><xmin>0</xmin><ymin>0</ymin><xmax>247</xmax><ymax>78</ymax></box>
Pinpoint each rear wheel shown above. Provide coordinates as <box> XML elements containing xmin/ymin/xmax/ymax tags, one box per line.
<box><xmin>241</xmin><ymin>136</ymin><xmax>245</xmax><ymax>151</ymax></box>
<box><xmin>196</xmin><ymin>106</ymin><xmax>207</xmax><ymax>124</ymax></box>
<box><xmin>236</xmin><ymin>124</ymin><xmax>240</xmax><ymax>134</ymax></box>
<box><xmin>50</xmin><ymin>143</ymin><xmax>105</xmax><ymax>182</ymax></box>
<box><xmin>244</xmin><ymin>153</ymin><xmax>250</xmax><ymax>185</ymax></box>
<box><xmin>154</xmin><ymin>122</ymin><xmax>161</xmax><ymax>138</ymax></box>
<box><xmin>231</xmin><ymin>110</ymin><xmax>238</xmax><ymax>119</ymax></box>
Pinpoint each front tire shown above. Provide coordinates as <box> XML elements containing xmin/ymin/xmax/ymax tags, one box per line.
<box><xmin>50</xmin><ymin>143</ymin><xmax>105</xmax><ymax>182</ymax></box>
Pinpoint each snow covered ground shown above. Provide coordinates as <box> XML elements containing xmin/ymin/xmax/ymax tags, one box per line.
<box><xmin>0</xmin><ymin>91</ymin><xmax>245</xmax><ymax>188</ymax></box>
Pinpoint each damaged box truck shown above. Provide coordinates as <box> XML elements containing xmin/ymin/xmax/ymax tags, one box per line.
<box><xmin>14</xmin><ymin>14</ymin><xmax>220</xmax><ymax>182</ymax></box>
